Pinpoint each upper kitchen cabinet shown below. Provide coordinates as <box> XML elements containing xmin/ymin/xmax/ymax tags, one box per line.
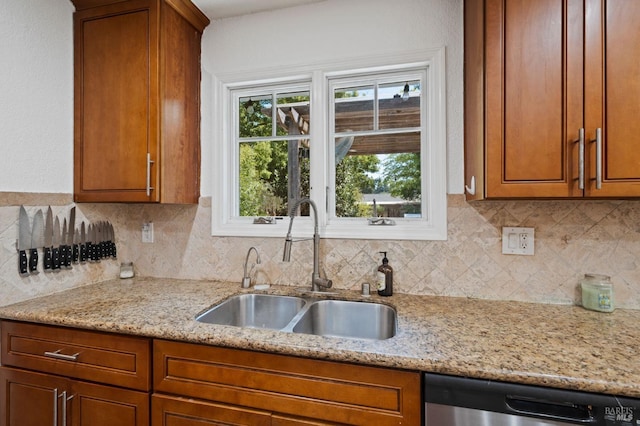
<box><xmin>465</xmin><ymin>0</ymin><xmax>640</xmax><ymax>199</ymax></box>
<box><xmin>72</xmin><ymin>0</ymin><xmax>209</xmax><ymax>203</ymax></box>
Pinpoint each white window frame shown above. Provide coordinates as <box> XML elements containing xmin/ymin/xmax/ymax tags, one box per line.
<box><xmin>211</xmin><ymin>48</ymin><xmax>447</xmax><ymax>240</ymax></box>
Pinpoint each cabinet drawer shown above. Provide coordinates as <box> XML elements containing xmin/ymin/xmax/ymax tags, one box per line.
<box><xmin>1</xmin><ymin>321</ymin><xmax>151</xmax><ymax>391</ymax></box>
<box><xmin>154</xmin><ymin>340</ymin><xmax>421</xmax><ymax>425</ymax></box>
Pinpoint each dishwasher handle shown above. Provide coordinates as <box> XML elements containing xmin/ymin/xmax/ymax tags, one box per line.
<box><xmin>506</xmin><ymin>395</ymin><xmax>597</xmax><ymax>424</ymax></box>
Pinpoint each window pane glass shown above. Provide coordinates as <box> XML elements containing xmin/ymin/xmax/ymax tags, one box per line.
<box><xmin>276</xmin><ymin>91</ymin><xmax>310</xmax><ymax>136</ymax></box>
<box><xmin>331</xmin><ymin>78</ymin><xmax>423</xmax><ymax>220</ymax></box>
<box><xmin>334</xmin><ymin>86</ymin><xmax>374</xmax><ymax>132</ymax></box>
<box><xmin>379</xmin><ymin>81</ymin><xmax>421</xmax><ymax>130</ymax></box>
<box><xmin>334</xmin><ymin>134</ymin><xmax>421</xmax><ymax>219</ymax></box>
<box><xmin>239</xmin><ymin>95</ymin><xmax>272</xmax><ymax>138</ymax></box>
<box><xmin>238</xmin><ymin>140</ymin><xmax>310</xmax><ymax>217</ymax></box>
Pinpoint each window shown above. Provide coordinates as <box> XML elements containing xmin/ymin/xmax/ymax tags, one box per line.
<box><xmin>212</xmin><ymin>49</ymin><xmax>447</xmax><ymax>240</ymax></box>
<box><xmin>236</xmin><ymin>86</ymin><xmax>311</xmax><ymax>218</ymax></box>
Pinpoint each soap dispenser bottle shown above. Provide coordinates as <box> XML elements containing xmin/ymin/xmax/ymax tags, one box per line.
<box><xmin>376</xmin><ymin>252</ymin><xmax>393</xmax><ymax>296</ymax></box>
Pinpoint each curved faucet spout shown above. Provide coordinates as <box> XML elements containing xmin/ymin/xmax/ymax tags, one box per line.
<box><xmin>242</xmin><ymin>246</ymin><xmax>261</xmax><ymax>288</ymax></box>
<box><xmin>282</xmin><ymin>198</ymin><xmax>332</xmax><ymax>292</ymax></box>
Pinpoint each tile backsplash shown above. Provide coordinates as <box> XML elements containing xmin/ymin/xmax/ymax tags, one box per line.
<box><xmin>2</xmin><ymin>193</ymin><xmax>639</xmax><ymax>309</ymax></box>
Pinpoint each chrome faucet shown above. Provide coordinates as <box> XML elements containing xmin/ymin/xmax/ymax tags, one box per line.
<box><xmin>241</xmin><ymin>246</ymin><xmax>261</xmax><ymax>288</ymax></box>
<box><xmin>282</xmin><ymin>198</ymin><xmax>333</xmax><ymax>292</ymax></box>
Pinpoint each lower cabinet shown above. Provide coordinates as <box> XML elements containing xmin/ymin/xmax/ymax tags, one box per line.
<box><xmin>0</xmin><ymin>367</ymin><xmax>149</xmax><ymax>426</ymax></box>
<box><xmin>0</xmin><ymin>320</ymin><xmax>151</xmax><ymax>426</ymax></box>
<box><xmin>153</xmin><ymin>340</ymin><xmax>422</xmax><ymax>425</ymax></box>
<box><xmin>0</xmin><ymin>320</ymin><xmax>422</xmax><ymax>425</ymax></box>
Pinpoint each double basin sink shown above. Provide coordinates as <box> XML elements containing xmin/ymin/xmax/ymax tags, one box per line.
<box><xmin>196</xmin><ymin>293</ymin><xmax>397</xmax><ymax>340</ymax></box>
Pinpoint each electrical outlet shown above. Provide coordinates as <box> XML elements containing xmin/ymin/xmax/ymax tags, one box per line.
<box><xmin>502</xmin><ymin>227</ymin><xmax>534</xmax><ymax>255</ymax></box>
<box><xmin>142</xmin><ymin>222</ymin><xmax>154</xmax><ymax>243</ymax></box>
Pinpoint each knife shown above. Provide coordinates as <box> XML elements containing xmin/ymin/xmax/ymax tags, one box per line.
<box><xmin>95</xmin><ymin>222</ymin><xmax>102</xmax><ymax>260</ymax></box>
<box><xmin>17</xmin><ymin>206</ymin><xmax>30</xmax><ymax>276</ymax></box>
<box><xmin>61</xmin><ymin>218</ymin><xmax>69</xmax><ymax>268</ymax></box>
<box><xmin>52</xmin><ymin>216</ymin><xmax>61</xmax><ymax>271</ymax></box>
<box><xmin>29</xmin><ymin>209</ymin><xmax>44</xmax><ymax>274</ymax></box>
<box><xmin>69</xmin><ymin>207</ymin><xmax>78</xmax><ymax>263</ymax></box>
<box><xmin>94</xmin><ymin>223</ymin><xmax>102</xmax><ymax>262</ymax></box>
<box><xmin>98</xmin><ymin>221</ymin><xmax>105</xmax><ymax>259</ymax></box>
<box><xmin>79</xmin><ymin>221</ymin><xmax>87</xmax><ymax>263</ymax></box>
<box><xmin>87</xmin><ymin>223</ymin><xmax>95</xmax><ymax>262</ymax></box>
<box><xmin>43</xmin><ymin>207</ymin><xmax>53</xmax><ymax>272</ymax></box>
<box><xmin>108</xmin><ymin>222</ymin><xmax>117</xmax><ymax>259</ymax></box>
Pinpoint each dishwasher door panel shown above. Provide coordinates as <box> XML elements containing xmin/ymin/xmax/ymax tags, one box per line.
<box><xmin>426</xmin><ymin>402</ymin><xmax>577</xmax><ymax>426</ymax></box>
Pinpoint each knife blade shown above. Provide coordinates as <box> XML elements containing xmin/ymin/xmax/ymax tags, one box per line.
<box><xmin>52</xmin><ymin>216</ymin><xmax>61</xmax><ymax>271</ymax></box>
<box><xmin>69</xmin><ymin>207</ymin><xmax>78</xmax><ymax>263</ymax></box>
<box><xmin>79</xmin><ymin>221</ymin><xmax>87</xmax><ymax>263</ymax></box>
<box><xmin>43</xmin><ymin>207</ymin><xmax>53</xmax><ymax>272</ymax></box>
<box><xmin>29</xmin><ymin>209</ymin><xmax>44</xmax><ymax>274</ymax></box>
<box><xmin>17</xmin><ymin>206</ymin><xmax>30</xmax><ymax>276</ymax></box>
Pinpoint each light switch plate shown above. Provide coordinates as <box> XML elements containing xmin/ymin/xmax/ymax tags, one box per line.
<box><xmin>502</xmin><ymin>227</ymin><xmax>534</xmax><ymax>255</ymax></box>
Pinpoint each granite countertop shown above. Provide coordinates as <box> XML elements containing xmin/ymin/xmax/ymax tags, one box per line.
<box><xmin>1</xmin><ymin>277</ymin><xmax>639</xmax><ymax>398</ymax></box>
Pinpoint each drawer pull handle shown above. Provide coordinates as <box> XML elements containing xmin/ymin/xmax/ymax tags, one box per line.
<box><xmin>44</xmin><ymin>349</ymin><xmax>79</xmax><ymax>361</ymax></box>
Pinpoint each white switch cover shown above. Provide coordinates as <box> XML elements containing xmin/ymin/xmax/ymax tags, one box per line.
<box><xmin>142</xmin><ymin>222</ymin><xmax>154</xmax><ymax>243</ymax></box>
<box><xmin>502</xmin><ymin>227</ymin><xmax>534</xmax><ymax>255</ymax></box>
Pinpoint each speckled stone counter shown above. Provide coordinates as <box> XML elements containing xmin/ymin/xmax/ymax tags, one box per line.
<box><xmin>1</xmin><ymin>277</ymin><xmax>639</xmax><ymax>398</ymax></box>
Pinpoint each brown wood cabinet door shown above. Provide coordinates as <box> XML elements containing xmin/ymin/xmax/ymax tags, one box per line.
<box><xmin>0</xmin><ymin>367</ymin><xmax>149</xmax><ymax>426</ymax></box>
<box><xmin>152</xmin><ymin>394</ymin><xmax>271</xmax><ymax>426</ymax></box>
<box><xmin>484</xmin><ymin>0</ymin><xmax>585</xmax><ymax>198</ymax></box>
<box><xmin>584</xmin><ymin>0</ymin><xmax>640</xmax><ymax>196</ymax></box>
<box><xmin>74</xmin><ymin>0</ymin><xmax>160</xmax><ymax>203</ymax></box>
<box><xmin>71</xmin><ymin>380</ymin><xmax>149</xmax><ymax>426</ymax></box>
<box><xmin>0</xmin><ymin>367</ymin><xmax>64</xmax><ymax>426</ymax></box>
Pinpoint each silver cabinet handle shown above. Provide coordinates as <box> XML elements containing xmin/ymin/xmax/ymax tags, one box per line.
<box><xmin>146</xmin><ymin>152</ymin><xmax>155</xmax><ymax>196</ymax></box>
<box><xmin>465</xmin><ymin>175</ymin><xmax>476</xmax><ymax>195</ymax></box>
<box><xmin>594</xmin><ymin>127</ymin><xmax>602</xmax><ymax>189</ymax></box>
<box><xmin>53</xmin><ymin>388</ymin><xmax>58</xmax><ymax>426</ymax></box>
<box><xmin>577</xmin><ymin>128</ymin><xmax>585</xmax><ymax>190</ymax></box>
<box><xmin>44</xmin><ymin>349</ymin><xmax>79</xmax><ymax>362</ymax></box>
<box><xmin>60</xmin><ymin>391</ymin><xmax>74</xmax><ymax>426</ymax></box>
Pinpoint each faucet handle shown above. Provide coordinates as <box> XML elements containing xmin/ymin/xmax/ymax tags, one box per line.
<box><xmin>313</xmin><ymin>276</ymin><xmax>333</xmax><ymax>289</ymax></box>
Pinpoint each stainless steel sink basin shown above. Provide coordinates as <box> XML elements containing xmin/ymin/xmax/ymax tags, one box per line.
<box><xmin>292</xmin><ymin>300</ymin><xmax>397</xmax><ymax>340</ymax></box>
<box><xmin>196</xmin><ymin>294</ymin><xmax>306</xmax><ymax>330</ymax></box>
<box><xmin>197</xmin><ymin>294</ymin><xmax>397</xmax><ymax>340</ymax></box>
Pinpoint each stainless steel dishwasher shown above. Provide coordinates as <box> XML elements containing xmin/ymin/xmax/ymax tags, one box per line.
<box><xmin>424</xmin><ymin>373</ymin><xmax>640</xmax><ymax>425</ymax></box>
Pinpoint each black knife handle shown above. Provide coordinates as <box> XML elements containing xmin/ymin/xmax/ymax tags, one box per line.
<box><xmin>43</xmin><ymin>247</ymin><xmax>52</xmax><ymax>271</ymax></box>
<box><xmin>18</xmin><ymin>249</ymin><xmax>28</xmax><ymax>276</ymax></box>
<box><xmin>72</xmin><ymin>244</ymin><xmax>79</xmax><ymax>263</ymax></box>
<box><xmin>65</xmin><ymin>245</ymin><xmax>73</xmax><ymax>269</ymax></box>
<box><xmin>63</xmin><ymin>245</ymin><xmax>72</xmax><ymax>269</ymax></box>
<box><xmin>52</xmin><ymin>246</ymin><xmax>60</xmax><ymax>270</ymax></box>
<box><xmin>59</xmin><ymin>245</ymin><xmax>66</xmax><ymax>268</ymax></box>
<box><xmin>87</xmin><ymin>242</ymin><xmax>95</xmax><ymax>262</ymax></box>
<box><xmin>28</xmin><ymin>248</ymin><xmax>39</xmax><ymax>274</ymax></box>
<box><xmin>79</xmin><ymin>243</ymin><xmax>87</xmax><ymax>263</ymax></box>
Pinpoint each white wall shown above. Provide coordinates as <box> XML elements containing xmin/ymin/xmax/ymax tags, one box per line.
<box><xmin>0</xmin><ymin>0</ymin><xmax>464</xmax><ymax>194</ymax></box>
<box><xmin>0</xmin><ymin>0</ymin><xmax>74</xmax><ymax>193</ymax></box>
<box><xmin>201</xmin><ymin>0</ymin><xmax>464</xmax><ymax>195</ymax></box>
